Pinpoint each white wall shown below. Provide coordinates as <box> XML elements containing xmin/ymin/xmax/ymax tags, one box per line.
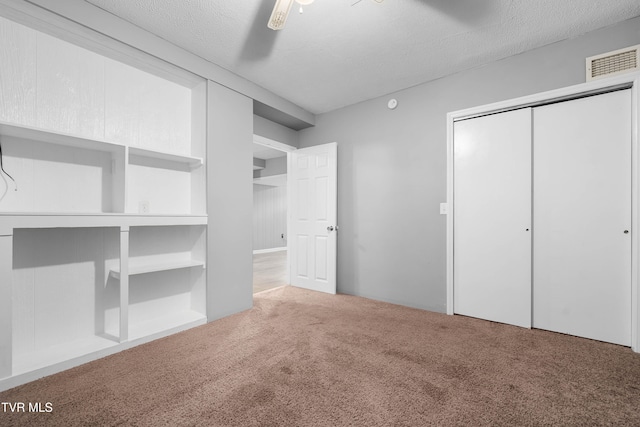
<box><xmin>207</xmin><ymin>81</ymin><xmax>254</xmax><ymax>320</ymax></box>
<box><xmin>298</xmin><ymin>16</ymin><xmax>640</xmax><ymax>312</ymax></box>
<box><xmin>253</xmin><ymin>184</ymin><xmax>287</xmax><ymax>251</ymax></box>
<box><xmin>0</xmin><ymin>15</ymin><xmax>191</xmax><ymax>149</ymax></box>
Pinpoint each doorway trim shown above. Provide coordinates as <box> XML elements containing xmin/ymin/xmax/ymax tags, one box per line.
<box><xmin>445</xmin><ymin>72</ymin><xmax>640</xmax><ymax>351</ymax></box>
<box><xmin>253</xmin><ymin>134</ymin><xmax>296</xmax><ymax>288</ymax></box>
<box><xmin>254</xmin><ymin>134</ymin><xmax>298</xmax><ymax>154</ymax></box>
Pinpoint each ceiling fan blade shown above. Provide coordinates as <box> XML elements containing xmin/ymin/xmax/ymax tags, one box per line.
<box><xmin>268</xmin><ymin>0</ymin><xmax>295</xmax><ymax>30</ymax></box>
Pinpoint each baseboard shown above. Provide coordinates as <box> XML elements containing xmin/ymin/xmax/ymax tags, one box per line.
<box><xmin>253</xmin><ymin>247</ymin><xmax>287</xmax><ymax>254</ymax></box>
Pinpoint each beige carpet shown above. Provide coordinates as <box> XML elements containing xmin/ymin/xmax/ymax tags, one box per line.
<box><xmin>1</xmin><ymin>286</ymin><xmax>639</xmax><ymax>426</ymax></box>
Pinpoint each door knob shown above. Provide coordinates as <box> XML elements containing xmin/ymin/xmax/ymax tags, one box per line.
<box><xmin>327</xmin><ymin>226</ymin><xmax>334</xmax><ymax>232</ymax></box>
<box><xmin>624</xmin><ymin>230</ymin><xmax>629</xmax><ymax>234</ymax></box>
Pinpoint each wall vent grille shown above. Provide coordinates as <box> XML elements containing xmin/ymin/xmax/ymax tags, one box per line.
<box><xmin>586</xmin><ymin>45</ymin><xmax>639</xmax><ymax>81</ymax></box>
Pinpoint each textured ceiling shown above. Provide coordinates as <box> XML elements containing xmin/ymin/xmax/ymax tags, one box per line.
<box><xmin>84</xmin><ymin>0</ymin><xmax>640</xmax><ymax>115</ymax></box>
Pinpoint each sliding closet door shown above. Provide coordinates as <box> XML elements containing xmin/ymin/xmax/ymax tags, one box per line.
<box><xmin>453</xmin><ymin>108</ymin><xmax>532</xmax><ymax>328</ymax></box>
<box><xmin>533</xmin><ymin>90</ymin><xmax>632</xmax><ymax>346</ymax></box>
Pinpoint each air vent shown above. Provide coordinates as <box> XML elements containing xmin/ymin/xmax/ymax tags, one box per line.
<box><xmin>586</xmin><ymin>45</ymin><xmax>639</xmax><ymax>81</ymax></box>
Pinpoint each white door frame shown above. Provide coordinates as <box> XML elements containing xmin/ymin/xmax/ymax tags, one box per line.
<box><xmin>446</xmin><ymin>72</ymin><xmax>640</xmax><ymax>351</ymax></box>
<box><xmin>252</xmin><ymin>134</ymin><xmax>297</xmax><ymax>286</ymax></box>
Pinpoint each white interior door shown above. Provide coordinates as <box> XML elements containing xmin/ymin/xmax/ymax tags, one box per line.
<box><xmin>533</xmin><ymin>90</ymin><xmax>632</xmax><ymax>346</ymax></box>
<box><xmin>453</xmin><ymin>108</ymin><xmax>532</xmax><ymax>328</ymax></box>
<box><xmin>289</xmin><ymin>142</ymin><xmax>337</xmax><ymax>294</ymax></box>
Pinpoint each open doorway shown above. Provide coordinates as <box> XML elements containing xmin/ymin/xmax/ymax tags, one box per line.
<box><xmin>252</xmin><ymin>135</ymin><xmax>295</xmax><ymax>294</ymax></box>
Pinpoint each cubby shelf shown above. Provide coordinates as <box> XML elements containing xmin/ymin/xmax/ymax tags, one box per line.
<box><xmin>0</xmin><ymin>19</ymin><xmax>208</xmax><ymax>391</ymax></box>
<box><xmin>0</xmin><ymin>121</ymin><xmax>203</xmax><ymax>168</ymax></box>
<box><xmin>13</xmin><ymin>335</ymin><xmax>119</xmax><ymax>376</ymax></box>
<box><xmin>128</xmin><ymin>146</ymin><xmax>203</xmax><ymax>169</ymax></box>
<box><xmin>0</xmin><ymin>121</ymin><xmax>122</xmax><ymax>153</ymax></box>
<box><xmin>110</xmin><ymin>259</ymin><xmax>205</xmax><ymax>279</ymax></box>
<box><xmin>128</xmin><ymin>310</ymin><xmax>207</xmax><ymax>342</ymax></box>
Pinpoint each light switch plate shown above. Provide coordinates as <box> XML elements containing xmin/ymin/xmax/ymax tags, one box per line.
<box><xmin>440</xmin><ymin>203</ymin><xmax>448</xmax><ymax>215</ymax></box>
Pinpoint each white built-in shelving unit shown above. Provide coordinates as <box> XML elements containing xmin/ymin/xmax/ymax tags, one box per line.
<box><xmin>0</xmin><ymin>15</ymin><xmax>208</xmax><ymax>390</ymax></box>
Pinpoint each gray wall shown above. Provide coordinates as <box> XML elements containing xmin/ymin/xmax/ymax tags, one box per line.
<box><xmin>298</xmin><ymin>16</ymin><xmax>640</xmax><ymax>312</ymax></box>
<box><xmin>253</xmin><ymin>184</ymin><xmax>288</xmax><ymax>251</ymax></box>
<box><xmin>207</xmin><ymin>81</ymin><xmax>253</xmax><ymax>320</ymax></box>
<box><xmin>254</xmin><ymin>156</ymin><xmax>287</xmax><ymax>179</ymax></box>
<box><xmin>254</xmin><ymin>115</ymin><xmax>299</xmax><ymax>148</ymax></box>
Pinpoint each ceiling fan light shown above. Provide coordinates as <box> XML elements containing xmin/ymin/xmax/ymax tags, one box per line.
<box><xmin>295</xmin><ymin>0</ymin><xmax>315</xmax><ymax>5</ymax></box>
<box><xmin>268</xmin><ymin>0</ymin><xmax>294</xmax><ymax>30</ymax></box>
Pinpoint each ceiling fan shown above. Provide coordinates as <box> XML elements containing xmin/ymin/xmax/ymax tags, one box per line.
<box><xmin>268</xmin><ymin>0</ymin><xmax>384</xmax><ymax>31</ymax></box>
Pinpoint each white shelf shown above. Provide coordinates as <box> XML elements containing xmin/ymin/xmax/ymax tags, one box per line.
<box><xmin>0</xmin><ymin>213</ymin><xmax>207</xmax><ymax>232</ymax></box>
<box><xmin>128</xmin><ymin>310</ymin><xmax>206</xmax><ymax>342</ymax></box>
<box><xmin>0</xmin><ymin>26</ymin><xmax>209</xmax><ymax>391</ymax></box>
<box><xmin>12</xmin><ymin>335</ymin><xmax>119</xmax><ymax>376</ymax></box>
<box><xmin>0</xmin><ymin>120</ymin><xmax>123</xmax><ymax>153</ymax></box>
<box><xmin>129</xmin><ymin>147</ymin><xmax>203</xmax><ymax>169</ymax></box>
<box><xmin>110</xmin><ymin>259</ymin><xmax>205</xmax><ymax>279</ymax></box>
<box><xmin>0</xmin><ymin>120</ymin><xmax>203</xmax><ymax>168</ymax></box>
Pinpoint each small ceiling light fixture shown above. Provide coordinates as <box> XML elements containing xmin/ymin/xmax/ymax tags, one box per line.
<box><xmin>297</xmin><ymin>0</ymin><xmax>314</xmax><ymax>14</ymax></box>
<box><xmin>352</xmin><ymin>0</ymin><xmax>385</xmax><ymax>6</ymax></box>
<box><xmin>268</xmin><ymin>0</ymin><xmax>314</xmax><ymax>30</ymax></box>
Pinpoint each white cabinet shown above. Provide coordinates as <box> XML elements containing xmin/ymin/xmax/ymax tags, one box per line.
<box><xmin>0</xmin><ymin>16</ymin><xmax>208</xmax><ymax>390</ymax></box>
<box><xmin>450</xmin><ymin>86</ymin><xmax>634</xmax><ymax>347</ymax></box>
<box><xmin>0</xmin><ymin>121</ymin><xmax>204</xmax><ymax>215</ymax></box>
<box><xmin>3</xmin><ymin>218</ymin><xmax>207</xmax><ymax>384</ymax></box>
<box><xmin>0</xmin><ymin>133</ymin><xmax>207</xmax><ymax>389</ymax></box>
<box><xmin>11</xmin><ymin>227</ymin><xmax>120</xmax><ymax>376</ymax></box>
<box><xmin>122</xmin><ymin>225</ymin><xmax>206</xmax><ymax>341</ymax></box>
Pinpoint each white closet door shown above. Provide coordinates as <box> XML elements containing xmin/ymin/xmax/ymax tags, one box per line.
<box><xmin>533</xmin><ymin>90</ymin><xmax>632</xmax><ymax>346</ymax></box>
<box><xmin>454</xmin><ymin>108</ymin><xmax>532</xmax><ymax>328</ymax></box>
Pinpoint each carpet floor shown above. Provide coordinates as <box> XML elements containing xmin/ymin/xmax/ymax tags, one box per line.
<box><xmin>1</xmin><ymin>286</ymin><xmax>639</xmax><ymax>426</ymax></box>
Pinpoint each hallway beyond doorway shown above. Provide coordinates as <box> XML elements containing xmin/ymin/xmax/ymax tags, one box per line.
<box><xmin>253</xmin><ymin>249</ymin><xmax>288</xmax><ymax>293</ymax></box>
